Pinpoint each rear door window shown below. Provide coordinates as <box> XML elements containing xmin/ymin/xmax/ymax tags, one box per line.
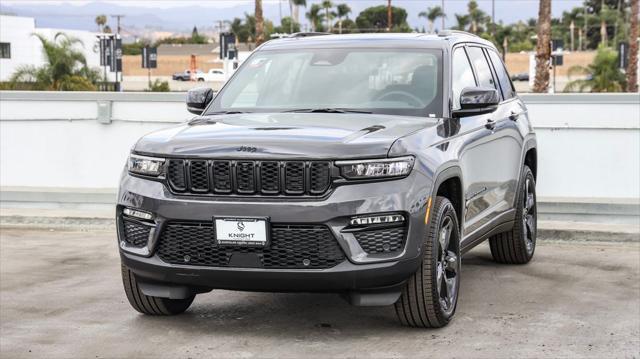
<box><xmin>486</xmin><ymin>49</ymin><xmax>516</xmax><ymax>100</ymax></box>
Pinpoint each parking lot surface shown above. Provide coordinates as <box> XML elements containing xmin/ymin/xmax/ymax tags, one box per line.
<box><xmin>1</xmin><ymin>229</ymin><xmax>638</xmax><ymax>358</ymax></box>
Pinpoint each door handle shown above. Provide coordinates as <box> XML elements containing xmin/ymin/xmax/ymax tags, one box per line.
<box><xmin>509</xmin><ymin>111</ymin><xmax>520</xmax><ymax>121</ymax></box>
<box><xmin>485</xmin><ymin>119</ymin><xmax>496</xmax><ymax>130</ymax></box>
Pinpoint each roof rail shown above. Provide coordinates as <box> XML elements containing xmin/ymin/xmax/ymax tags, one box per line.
<box><xmin>437</xmin><ymin>30</ymin><xmax>479</xmax><ymax>38</ymax></box>
<box><xmin>289</xmin><ymin>32</ymin><xmax>332</xmax><ymax>38</ymax></box>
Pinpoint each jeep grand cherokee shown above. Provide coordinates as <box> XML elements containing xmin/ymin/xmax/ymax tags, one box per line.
<box><xmin>117</xmin><ymin>31</ymin><xmax>538</xmax><ymax>328</ymax></box>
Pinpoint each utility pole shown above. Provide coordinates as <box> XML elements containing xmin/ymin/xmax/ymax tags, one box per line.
<box><xmin>491</xmin><ymin>0</ymin><xmax>495</xmax><ymax>35</ymax></box>
<box><xmin>441</xmin><ymin>0</ymin><xmax>445</xmax><ymax>30</ymax></box>
<box><xmin>110</xmin><ymin>14</ymin><xmax>124</xmax><ymax>91</ymax></box>
<box><xmin>111</xmin><ymin>14</ymin><xmax>124</xmax><ymax>34</ymax></box>
<box><xmin>387</xmin><ymin>0</ymin><xmax>392</xmax><ymax>32</ymax></box>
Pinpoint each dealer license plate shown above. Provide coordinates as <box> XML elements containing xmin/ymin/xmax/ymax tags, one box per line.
<box><xmin>214</xmin><ymin>217</ymin><xmax>269</xmax><ymax>247</ymax></box>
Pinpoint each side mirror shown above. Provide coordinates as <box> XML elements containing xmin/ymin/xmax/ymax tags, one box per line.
<box><xmin>186</xmin><ymin>87</ymin><xmax>214</xmax><ymax>115</ymax></box>
<box><xmin>452</xmin><ymin>87</ymin><xmax>500</xmax><ymax>118</ymax></box>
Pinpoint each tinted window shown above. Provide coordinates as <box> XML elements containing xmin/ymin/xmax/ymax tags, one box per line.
<box><xmin>467</xmin><ymin>47</ymin><xmax>496</xmax><ymax>89</ymax></box>
<box><xmin>487</xmin><ymin>49</ymin><xmax>516</xmax><ymax>99</ymax></box>
<box><xmin>451</xmin><ymin>47</ymin><xmax>476</xmax><ymax>110</ymax></box>
<box><xmin>0</xmin><ymin>43</ymin><xmax>10</xmax><ymax>59</ymax></box>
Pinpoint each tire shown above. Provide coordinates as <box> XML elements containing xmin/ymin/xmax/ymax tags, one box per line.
<box><xmin>394</xmin><ymin>196</ymin><xmax>461</xmax><ymax>328</ymax></box>
<box><xmin>197</xmin><ymin>78</ymin><xmax>205</xmax><ymax>82</ymax></box>
<box><xmin>489</xmin><ymin>165</ymin><xmax>537</xmax><ymax>264</ymax></box>
<box><xmin>121</xmin><ymin>264</ymin><xmax>195</xmax><ymax>315</ymax></box>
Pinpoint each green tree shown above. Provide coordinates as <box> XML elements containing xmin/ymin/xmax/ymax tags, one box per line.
<box><xmin>467</xmin><ymin>0</ymin><xmax>489</xmax><ymax>34</ymax></box>
<box><xmin>306</xmin><ymin>3</ymin><xmax>324</xmax><ymax>32</ymax></box>
<box><xmin>274</xmin><ymin>16</ymin><xmax>301</xmax><ymax>34</ymax></box>
<box><xmin>419</xmin><ymin>6</ymin><xmax>445</xmax><ymax>33</ymax></box>
<box><xmin>9</xmin><ymin>33</ymin><xmax>100</xmax><ymax>91</ymax></box>
<box><xmin>628</xmin><ymin>0</ymin><xmax>638</xmax><ymax>92</ymax></box>
<box><xmin>335</xmin><ymin>3</ymin><xmax>351</xmax><ymax>34</ymax></box>
<box><xmin>355</xmin><ymin>5</ymin><xmax>411</xmax><ymax>33</ymax></box>
<box><xmin>95</xmin><ymin>14</ymin><xmax>107</xmax><ymax>32</ymax></box>
<box><xmin>565</xmin><ymin>45</ymin><xmax>626</xmax><ymax>92</ymax></box>
<box><xmin>147</xmin><ymin>79</ymin><xmax>170</xmax><ymax>92</ymax></box>
<box><xmin>453</xmin><ymin>14</ymin><xmax>470</xmax><ymax>31</ymax></box>
<box><xmin>190</xmin><ymin>26</ymin><xmax>207</xmax><ymax>44</ymax></box>
<box><xmin>321</xmin><ymin>1</ymin><xmax>334</xmax><ymax>32</ymax></box>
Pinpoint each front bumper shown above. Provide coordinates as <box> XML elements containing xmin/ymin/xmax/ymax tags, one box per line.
<box><xmin>117</xmin><ymin>169</ymin><xmax>432</xmax><ymax>293</ymax></box>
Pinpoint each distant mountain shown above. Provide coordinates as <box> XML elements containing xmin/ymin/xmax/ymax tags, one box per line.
<box><xmin>0</xmin><ymin>0</ymin><xmax>580</xmax><ymax>36</ymax></box>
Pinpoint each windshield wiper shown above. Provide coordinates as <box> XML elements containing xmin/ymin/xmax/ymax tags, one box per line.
<box><xmin>283</xmin><ymin>108</ymin><xmax>372</xmax><ymax>114</ymax></box>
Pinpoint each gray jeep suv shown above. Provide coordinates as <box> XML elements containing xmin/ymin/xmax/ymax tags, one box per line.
<box><xmin>117</xmin><ymin>31</ymin><xmax>537</xmax><ymax>328</ymax></box>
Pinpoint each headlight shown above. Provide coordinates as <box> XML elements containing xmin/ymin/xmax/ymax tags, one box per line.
<box><xmin>336</xmin><ymin>156</ymin><xmax>414</xmax><ymax>179</ymax></box>
<box><xmin>128</xmin><ymin>154</ymin><xmax>165</xmax><ymax>176</ymax></box>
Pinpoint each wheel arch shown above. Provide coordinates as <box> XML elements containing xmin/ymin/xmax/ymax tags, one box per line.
<box><xmin>430</xmin><ymin>165</ymin><xmax>464</xmax><ymax>231</ymax></box>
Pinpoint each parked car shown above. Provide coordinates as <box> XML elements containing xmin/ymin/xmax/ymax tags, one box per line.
<box><xmin>172</xmin><ymin>69</ymin><xmax>202</xmax><ymax>81</ymax></box>
<box><xmin>511</xmin><ymin>72</ymin><xmax>530</xmax><ymax>81</ymax></box>
<box><xmin>195</xmin><ymin>69</ymin><xmax>226</xmax><ymax>82</ymax></box>
<box><xmin>118</xmin><ymin>31</ymin><xmax>538</xmax><ymax>328</ymax></box>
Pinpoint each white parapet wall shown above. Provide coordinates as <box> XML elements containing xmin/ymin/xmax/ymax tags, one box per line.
<box><xmin>1</xmin><ymin>91</ymin><xmax>639</xmax><ymax>223</ymax></box>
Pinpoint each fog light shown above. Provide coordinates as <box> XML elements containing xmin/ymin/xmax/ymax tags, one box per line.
<box><xmin>350</xmin><ymin>214</ymin><xmax>404</xmax><ymax>226</ymax></box>
<box><xmin>123</xmin><ymin>208</ymin><xmax>154</xmax><ymax>221</ymax></box>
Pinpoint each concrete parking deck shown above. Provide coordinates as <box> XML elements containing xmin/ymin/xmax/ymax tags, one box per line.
<box><xmin>0</xmin><ymin>229</ymin><xmax>638</xmax><ymax>358</ymax></box>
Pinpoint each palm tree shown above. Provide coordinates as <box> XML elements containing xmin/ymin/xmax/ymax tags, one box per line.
<box><xmin>419</xmin><ymin>6</ymin><xmax>445</xmax><ymax>33</ymax></box>
<box><xmin>628</xmin><ymin>0</ymin><xmax>638</xmax><ymax>92</ymax></box>
<box><xmin>255</xmin><ymin>0</ymin><xmax>265</xmax><ymax>45</ymax></box>
<box><xmin>565</xmin><ymin>45</ymin><xmax>626</xmax><ymax>92</ymax></box>
<box><xmin>9</xmin><ymin>33</ymin><xmax>99</xmax><ymax>91</ymax></box>
<box><xmin>453</xmin><ymin>14</ymin><xmax>470</xmax><ymax>31</ymax></box>
<box><xmin>306</xmin><ymin>4</ymin><xmax>323</xmax><ymax>32</ymax></box>
<box><xmin>321</xmin><ymin>0</ymin><xmax>334</xmax><ymax>32</ymax></box>
<box><xmin>289</xmin><ymin>0</ymin><xmax>307</xmax><ymax>32</ymax></box>
<box><xmin>467</xmin><ymin>0</ymin><xmax>487</xmax><ymax>33</ymax></box>
<box><xmin>336</xmin><ymin>3</ymin><xmax>351</xmax><ymax>34</ymax></box>
<box><xmin>95</xmin><ymin>15</ymin><xmax>107</xmax><ymax>33</ymax></box>
<box><xmin>533</xmin><ymin>0</ymin><xmax>552</xmax><ymax>93</ymax></box>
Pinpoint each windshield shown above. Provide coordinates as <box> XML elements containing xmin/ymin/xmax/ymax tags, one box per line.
<box><xmin>206</xmin><ymin>48</ymin><xmax>443</xmax><ymax>117</ymax></box>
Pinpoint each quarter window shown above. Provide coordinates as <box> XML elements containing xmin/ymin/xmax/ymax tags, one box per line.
<box><xmin>466</xmin><ymin>47</ymin><xmax>496</xmax><ymax>89</ymax></box>
<box><xmin>486</xmin><ymin>49</ymin><xmax>516</xmax><ymax>100</ymax></box>
<box><xmin>451</xmin><ymin>47</ymin><xmax>477</xmax><ymax>110</ymax></box>
<box><xmin>0</xmin><ymin>43</ymin><xmax>10</xmax><ymax>59</ymax></box>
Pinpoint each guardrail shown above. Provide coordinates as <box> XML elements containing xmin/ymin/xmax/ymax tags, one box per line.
<box><xmin>1</xmin><ymin>91</ymin><xmax>638</xmax><ymax>223</ymax></box>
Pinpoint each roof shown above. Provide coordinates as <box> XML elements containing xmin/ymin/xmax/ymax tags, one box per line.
<box><xmin>260</xmin><ymin>32</ymin><xmax>496</xmax><ymax>51</ymax></box>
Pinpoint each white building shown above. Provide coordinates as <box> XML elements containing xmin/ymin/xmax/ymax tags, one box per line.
<box><xmin>0</xmin><ymin>14</ymin><xmax>113</xmax><ymax>82</ymax></box>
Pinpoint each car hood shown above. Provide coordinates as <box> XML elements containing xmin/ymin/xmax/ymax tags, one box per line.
<box><xmin>134</xmin><ymin>113</ymin><xmax>438</xmax><ymax>159</ymax></box>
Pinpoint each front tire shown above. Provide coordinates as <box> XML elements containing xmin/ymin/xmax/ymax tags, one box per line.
<box><xmin>394</xmin><ymin>196</ymin><xmax>461</xmax><ymax>328</ymax></box>
<box><xmin>121</xmin><ymin>264</ymin><xmax>195</xmax><ymax>315</ymax></box>
<box><xmin>489</xmin><ymin>165</ymin><xmax>537</xmax><ymax>264</ymax></box>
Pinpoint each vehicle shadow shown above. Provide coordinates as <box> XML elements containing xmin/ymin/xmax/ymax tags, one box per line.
<box><xmin>129</xmin><ymin>245</ymin><xmax>510</xmax><ymax>336</ymax></box>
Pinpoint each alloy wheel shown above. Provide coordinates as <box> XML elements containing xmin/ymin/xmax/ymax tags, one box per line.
<box><xmin>436</xmin><ymin>215</ymin><xmax>459</xmax><ymax>315</ymax></box>
<box><xmin>522</xmin><ymin>178</ymin><xmax>537</xmax><ymax>255</ymax></box>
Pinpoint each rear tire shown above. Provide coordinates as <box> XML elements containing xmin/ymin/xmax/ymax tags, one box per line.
<box><xmin>394</xmin><ymin>196</ymin><xmax>461</xmax><ymax>328</ymax></box>
<box><xmin>489</xmin><ymin>165</ymin><xmax>537</xmax><ymax>264</ymax></box>
<box><xmin>121</xmin><ymin>264</ymin><xmax>195</xmax><ymax>315</ymax></box>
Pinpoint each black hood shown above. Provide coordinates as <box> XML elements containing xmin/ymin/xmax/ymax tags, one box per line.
<box><xmin>135</xmin><ymin>113</ymin><xmax>438</xmax><ymax>159</ymax></box>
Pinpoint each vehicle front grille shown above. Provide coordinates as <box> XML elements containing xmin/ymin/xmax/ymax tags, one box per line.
<box><xmin>156</xmin><ymin>222</ymin><xmax>345</xmax><ymax>269</ymax></box>
<box><xmin>354</xmin><ymin>227</ymin><xmax>406</xmax><ymax>254</ymax></box>
<box><xmin>122</xmin><ymin>219</ymin><xmax>152</xmax><ymax>247</ymax></box>
<box><xmin>166</xmin><ymin>159</ymin><xmax>332</xmax><ymax>196</ymax></box>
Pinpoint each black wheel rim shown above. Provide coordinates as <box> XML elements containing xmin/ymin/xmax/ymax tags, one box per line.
<box><xmin>522</xmin><ymin>177</ymin><xmax>537</xmax><ymax>255</ymax></box>
<box><xmin>436</xmin><ymin>215</ymin><xmax>459</xmax><ymax>315</ymax></box>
